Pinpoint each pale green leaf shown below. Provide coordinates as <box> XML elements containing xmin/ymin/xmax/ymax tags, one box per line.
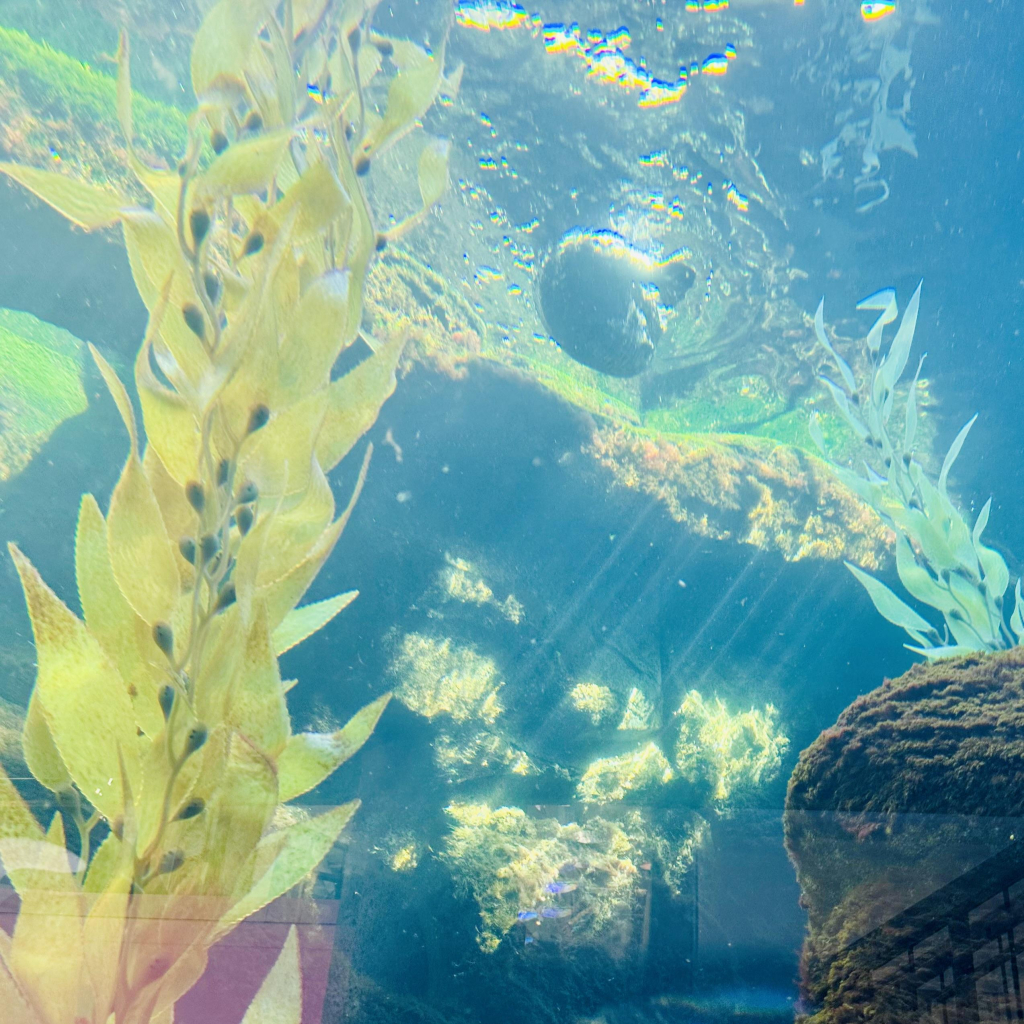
<box><xmin>192</xmin><ymin>0</ymin><xmax>269</xmax><ymax>97</ymax></box>
<box><xmin>318</xmin><ymin>332</ymin><xmax>406</xmax><ymax>471</ymax></box>
<box><xmin>215</xmin><ymin>800</ymin><xmax>360</xmax><ymax>939</ymax></box>
<box><xmin>846</xmin><ymin>561</ymin><xmax>935</xmax><ymax>638</ymax></box>
<box><xmin>9</xmin><ymin>544</ymin><xmax>141</xmax><ymax>822</ymax></box>
<box><xmin>0</xmin><ymin>163</ymin><xmax>125</xmax><ymax>230</ymax></box>
<box><xmin>418</xmin><ymin>137</ymin><xmax>450</xmax><ymax>209</ymax></box>
<box><xmin>938</xmin><ymin>414</ymin><xmax>978</xmax><ymax>500</ymax></box>
<box><xmin>278</xmin><ymin>694</ymin><xmax>390</xmax><ymax>802</ymax></box>
<box><xmin>273</xmin><ymin>591</ymin><xmax>358</xmax><ymax>656</ymax></box>
<box><xmin>197</xmin><ymin>130</ymin><xmax>292</xmax><ymax>198</ymax></box>
<box><xmin>240</xmin><ymin>926</ymin><xmax>301</xmax><ymax>1024</ymax></box>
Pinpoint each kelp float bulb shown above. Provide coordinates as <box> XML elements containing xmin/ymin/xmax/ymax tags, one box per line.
<box><xmin>153</xmin><ymin>621</ymin><xmax>175</xmax><ymax>660</ymax></box>
<box><xmin>175</xmin><ymin>798</ymin><xmax>205</xmax><ymax>821</ymax></box>
<box><xmin>184</xmin><ymin>724</ymin><xmax>208</xmax><ymax>756</ymax></box>
<box><xmin>189</xmin><ymin>208</ymin><xmax>211</xmax><ymax>247</ymax></box>
<box><xmin>236</xmin><ymin>506</ymin><xmax>254</xmax><ymax>536</ymax></box>
<box><xmin>199</xmin><ymin>533</ymin><xmax>221</xmax><ymax>565</ymax></box>
<box><xmin>178</xmin><ymin>537</ymin><xmax>197</xmax><ymax>564</ymax></box>
<box><xmin>203</xmin><ymin>271</ymin><xmax>221</xmax><ymax>304</ymax></box>
<box><xmin>158</xmin><ymin>683</ymin><xmax>175</xmax><ymax>720</ymax></box>
<box><xmin>236</xmin><ymin>480</ymin><xmax>258</xmax><ymax>504</ymax></box>
<box><xmin>348</xmin><ymin>25</ymin><xmax>361</xmax><ymax>52</ymax></box>
<box><xmin>242</xmin><ymin>110</ymin><xmax>263</xmax><ymax>134</ymax></box>
<box><xmin>241</xmin><ymin>231</ymin><xmax>264</xmax><ymax>257</ymax></box>
<box><xmin>214</xmin><ymin>582</ymin><xmax>237</xmax><ymax>613</ymax></box>
<box><xmin>375</xmin><ymin>234</ymin><xmax>388</xmax><ymax>252</ymax></box>
<box><xmin>185</xmin><ymin>481</ymin><xmax>205</xmax><ymax>514</ymax></box>
<box><xmin>216</xmin><ymin>458</ymin><xmax>230</xmax><ymax>486</ymax></box>
<box><xmin>182</xmin><ymin>303</ymin><xmax>206</xmax><ymax>341</ymax></box>
<box><xmin>158</xmin><ymin>849</ymin><xmax>186</xmax><ymax>875</ymax></box>
<box><xmin>247</xmin><ymin>404</ymin><xmax>270</xmax><ymax>433</ymax></box>
<box><xmin>375</xmin><ymin>37</ymin><xmax>394</xmax><ymax>57</ymax></box>
<box><xmin>54</xmin><ymin>785</ymin><xmax>82</xmax><ymax>818</ymax></box>
<box><xmin>210</xmin><ymin>129</ymin><xmax>229</xmax><ymax>154</ymax></box>
<box><xmin>355</xmin><ymin>155</ymin><xmax>371</xmax><ymax>176</ymax></box>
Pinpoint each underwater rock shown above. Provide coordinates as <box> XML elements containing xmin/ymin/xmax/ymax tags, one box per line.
<box><xmin>785</xmin><ymin>649</ymin><xmax>1024</xmax><ymax>1024</ymax></box>
<box><xmin>675</xmin><ymin>690</ymin><xmax>787</xmax><ymax>804</ymax></box>
<box><xmin>537</xmin><ymin>230</ymin><xmax>694</xmax><ymax>378</ymax></box>
<box><xmin>393</xmin><ymin>632</ymin><xmax>505</xmax><ymax>725</ymax></box>
<box><xmin>590</xmin><ymin>426</ymin><xmax>892</xmax><ymax>566</ymax></box>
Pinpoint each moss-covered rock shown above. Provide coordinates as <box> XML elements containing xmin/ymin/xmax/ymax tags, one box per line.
<box><xmin>784</xmin><ymin>648</ymin><xmax>1024</xmax><ymax>1023</ymax></box>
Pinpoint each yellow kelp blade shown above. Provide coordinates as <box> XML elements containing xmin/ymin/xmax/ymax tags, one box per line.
<box><xmin>20</xmin><ymin>692</ymin><xmax>71</xmax><ymax>792</ymax></box>
<box><xmin>278</xmin><ymin>694</ymin><xmax>390</xmax><ymax>802</ymax></box>
<box><xmin>262</xmin><ymin>158</ymin><xmax>351</xmax><ymax>245</ymax></box>
<box><xmin>196</xmin><ymin>130</ymin><xmax>292</xmax><ymax>198</ymax></box>
<box><xmin>93</xmin><ymin>348</ymin><xmax>180</xmax><ymax>625</ymax></box>
<box><xmin>116</xmin><ymin>25</ymin><xmax>179</xmax><ymax>220</ymax></box>
<box><xmin>76</xmin><ymin>493</ymin><xmax>166</xmax><ymax>739</ymax></box>
<box><xmin>0</xmin><ymin>163</ymin><xmax>126</xmax><ymax>231</ymax></box>
<box><xmin>135</xmin><ymin>334</ymin><xmax>202</xmax><ymax>487</ymax></box>
<box><xmin>272</xmin><ymin>590</ymin><xmax>358</xmax><ymax>656</ymax></box>
<box><xmin>382</xmin><ymin>137</ymin><xmax>450</xmax><ymax>241</ymax></box>
<box><xmin>0</xmin><ymin>761</ymin><xmax>46</xmax><ymax>894</ymax></box>
<box><xmin>120</xmin><ymin>210</ymin><xmax>210</xmax><ymax>385</ymax></box>
<box><xmin>10</xmin><ymin>813</ymin><xmax>86</xmax><ymax>1024</ymax></box>
<box><xmin>237</xmin><ymin>387</ymin><xmax>329</xmax><ymax>501</ymax></box>
<box><xmin>278</xmin><ymin>270</ymin><xmax>355</xmax><ymax>401</ymax></box>
<box><xmin>359</xmin><ymin>41</ymin><xmax>444</xmax><ymax>158</ymax></box>
<box><xmin>258</xmin><ymin>450</ymin><xmax>368</xmax><ymax>631</ymax></box>
<box><xmin>82</xmin><ymin>824</ymin><xmax>133</xmax><ymax>1022</ymax></box>
<box><xmin>191</xmin><ymin>0</ymin><xmax>269</xmax><ymax>98</ymax></box>
<box><xmin>227</xmin><ymin>605</ymin><xmax>290</xmax><ymax>759</ymax></box>
<box><xmin>418</xmin><ymin>136</ymin><xmax>450</xmax><ymax>209</ymax></box>
<box><xmin>250</xmin><ymin>460</ymin><xmax>335</xmax><ymax>592</ymax></box>
<box><xmin>239</xmin><ymin>925</ymin><xmax>302</xmax><ymax>1024</ymax></box>
<box><xmin>214</xmin><ymin>800</ymin><xmax>360</xmax><ymax>940</ymax></box>
<box><xmin>0</xmin><ymin>953</ymin><xmax>39</xmax><ymax>1024</ymax></box>
<box><xmin>317</xmin><ymin>332</ymin><xmax>405</xmax><ymax>471</ymax></box>
<box><xmin>8</xmin><ymin>544</ymin><xmax>141</xmax><ymax>822</ymax></box>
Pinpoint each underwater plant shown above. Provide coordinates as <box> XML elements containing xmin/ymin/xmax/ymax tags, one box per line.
<box><xmin>811</xmin><ymin>284</ymin><xmax>1024</xmax><ymax>659</ymax></box>
<box><xmin>0</xmin><ymin>307</ymin><xmax>88</xmax><ymax>481</ymax></box>
<box><xmin>0</xmin><ymin>0</ymin><xmax>454</xmax><ymax>1019</ymax></box>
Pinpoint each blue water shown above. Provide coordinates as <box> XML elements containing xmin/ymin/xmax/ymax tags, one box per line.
<box><xmin>0</xmin><ymin>1</ymin><xmax>1022</xmax><ymax>1022</ymax></box>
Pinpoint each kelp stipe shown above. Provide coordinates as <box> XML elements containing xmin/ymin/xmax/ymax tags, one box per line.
<box><xmin>0</xmin><ymin>0</ymin><xmax>453</xmax><ymax>1020</ymax></box>
<box><xmin>811</xmin><ymin>283</ymin><xmax>1024</xmax><ymax>659</ymax></box>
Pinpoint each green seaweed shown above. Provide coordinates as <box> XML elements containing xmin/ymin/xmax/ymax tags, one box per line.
<box><xmin>0</xmin><ymin>306</ymin><xmax>87</xmax><ymax>480</ymax></box>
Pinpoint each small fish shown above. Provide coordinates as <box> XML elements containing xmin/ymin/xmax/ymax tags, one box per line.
<box><xmin>545</xmin><ymin>881</ymin><xmax>578</xmax><ymax>894</ymax></box>
<box><xmin>540</xmin><ymin>907</ymin><xmax>571</xmax><ymax>919</ymax></box>
<box><xmin>524</xmin><ymin>935</ymin><xmax>534</xmax><ymax>944</ymax></box>
<box><xmin>517</xmin><ymin>909</ymin><xmax>538</xmax><ymax>921</ymax></box>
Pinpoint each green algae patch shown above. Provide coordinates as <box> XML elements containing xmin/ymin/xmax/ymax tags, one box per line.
<box><xmin>0</xmin><ymin>307</ymin><xmax>87</xmax><ymax>481</ymax></box>
<box><xmin>0</xmin><ymin>24</ymin><xmax>187</xmax><ymax>194</ymax></box>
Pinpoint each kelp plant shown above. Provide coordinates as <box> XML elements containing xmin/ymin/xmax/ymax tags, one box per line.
<box><xmin>0</xmin><ymin>0</ymin><xmax>453</xmax><ymax>1021</ymax></box>
<box><xmin>810</xmin><ymin>283</ymin><xmax>1024</xmax><ymax>659</ymax></box>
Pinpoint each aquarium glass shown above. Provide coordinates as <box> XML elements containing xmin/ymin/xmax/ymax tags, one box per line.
<box><xmin>0</xmin><ymin>1</ymin><xmax>1022</xmax><ymax>1023</ymax></box>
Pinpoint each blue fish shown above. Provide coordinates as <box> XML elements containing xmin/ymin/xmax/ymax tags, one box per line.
<box><xmin>517</xmin><ymin>910</ymin><xmax>538</xmax><ymax>921</ymax></box>
<box><xmin>540</xmin><ymin>907</ymin><xmax>571</xmax><ymax>919</ymax></box>
<box><xmin>545</xmin><ymin>881</ymin><xmax>577</xmax><ymax>895</ymax></box>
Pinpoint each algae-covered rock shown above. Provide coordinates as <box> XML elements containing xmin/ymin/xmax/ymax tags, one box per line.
<box><xmin>785</xmin><ymin>649</ymin><xmax>1024</xmax><ymax>1023</ymax></box>
<box><xmin>675</xmin><ymin>691</ymin><xmax>788</xmax><ymax>804</ymax></box>
<box><xmin>0</xmin><ymin>306</ymin><xmax>87</xmax><ymax>480</ymax></box>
